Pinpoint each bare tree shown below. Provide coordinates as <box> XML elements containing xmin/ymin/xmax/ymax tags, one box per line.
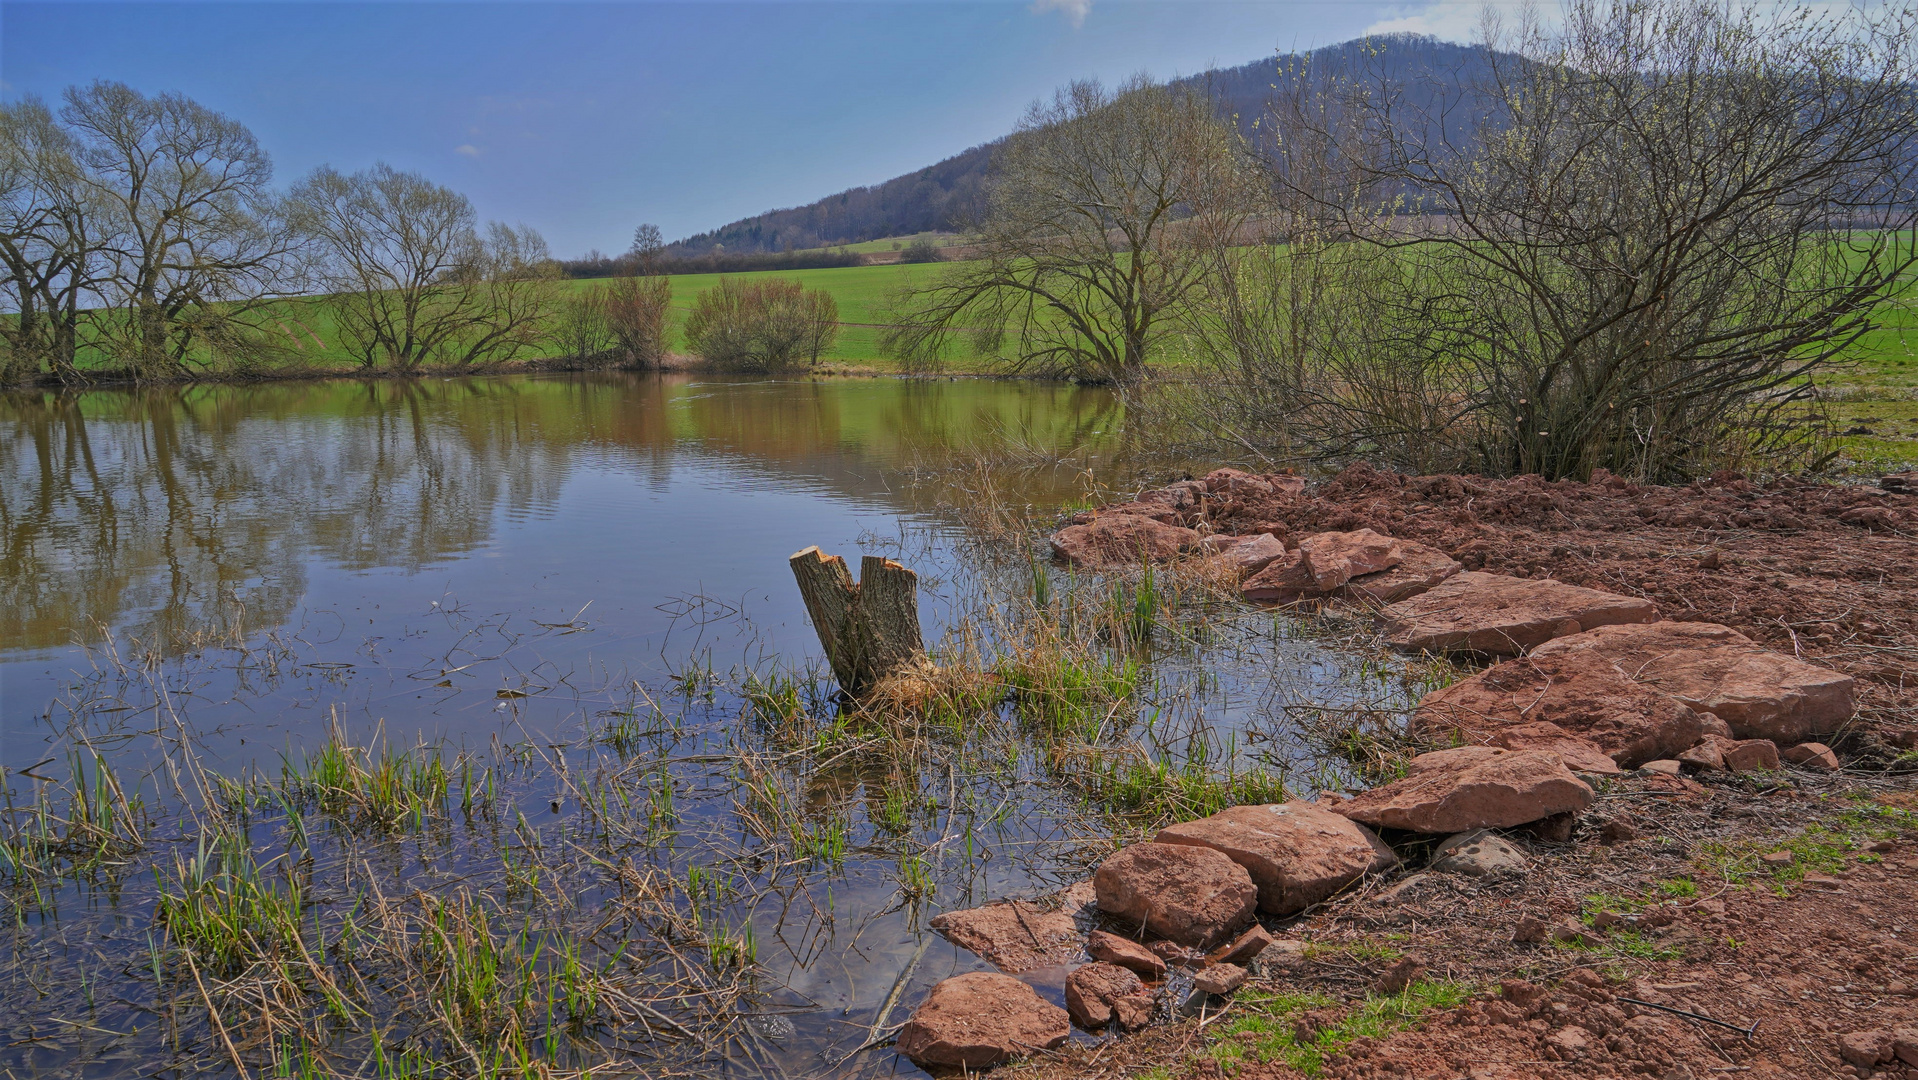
<box><xmin>885</xmin><ymin>76</ymin><xmax>1259</xmax><ymax>383</ymax></box>
<box><xmin>554</xmin><ymin>288</ymin><xmax>615</xmax><ymax>367</ymax></box>
<box><xmin>603</xmin><ymin>275</ymin><xmax>673</xmax><ymax>367</ymax></box>
<box><xmin>629</xmin><ymin>223</ymin><xmax>664</xmax><ymax>274</ymax></box>
<box><xmin>295</xmin><ymin>165</ymin><xmax>558</xmax><ymax>370</ymax></box>
<box><xmin>62</xmin><ymin>81</ymin><xmax>301</xmax><ymax>379</ymax></box>
<box><xmin>0</xmin><ymin>96</ymin><xmax>104</xmax><ymax>383</ymax></box>
<box><xmin>1236</xmin><ymin>2</ymin><xmax>1918</xmax><ymax>480</ymax></box>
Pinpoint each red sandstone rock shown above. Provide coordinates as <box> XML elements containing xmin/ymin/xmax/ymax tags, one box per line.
<box><xmin>1204</xmin><ymin>468</ymin><xmax>1275</xmax><ymax>498</ymax></box>
<box><xmin>1192</xmin><ymin>964</ymin><xmax>1248</xmax><ymax>995</ymax></box>
<box><xmin>1412</xmin><ymin>651</ymin><xmax>1703</xmax><ymax>767</ymax></box>
<box><xmin>895</xmin><ymin>972</ymin><xmax>1071</xmax><ymax>1068</ymax></box>
<box><xmin>1298</xmin><ymin>529</ymin><xmax>1405</xmax><ymax>591</ymax></box>
<box><xmin>1332</xmin><ymin>747</ymin><xmax>1595</xmax><ymax>834</ymax></box>
<box><xmin>1207</xmin><ymin>532</ymin><xmax>1289</xmax><ymax>575</ymax></box>
<box><xmin>1092</xmin><ymin>842</ymin><xmax>1258</xmax><ymax>949</ymax></box>
<box><xmin>1064</xmin><ymin>962</ymin><xmax>1144</xmax><ymax>1030</ymax></box>
<box><xmin>1155</xmin><ymin>801</ymin><xmax>1397</xmax><ymax>916</ymax></box>
<box><xmin>1138</xmin><ymin>481</ymin><xmax>1207</xmax><ymax>514</ymax></box>
<box><xmin>1380</xmin><ymin>572</ymin><xmax>1658</xmax><ymax>656</ymax></box>
<box><xmin>1530</xmin><ymin>621</ymin><xmax>1854</xmax><ymax>743</ymax></box>
<box><xmin>1677</xmin><ymin>737</ymin><xmax>1725</xmax><ymax>771</ymax></box>
<box><xmin>1489</xmin><ymin>722</ymin><xmax>1624</xmax><ymax>776</ymax></box>
<box><xmin>1723</xmin><ymin>737</ymin><xmax>1780</xmax><ymax>772</ymax></box>
<box><xmin>1340</xmin><ymin>542</ymin><xmax>1463</xmax><ymax>604</ymax></box>
<box><xmin>1240</xmin><ymin>550</ymin><xmax>1322</xmax><ymax>605</ymax></box>
<box><xmin>1112</xmin><ymin>993</ymin><xmax>1157</xmax><ymax>1032</ymax></box>
<box><xmin>1086</xmin><ymin>930</ymin><xmax>1167</xmax><ymax>978</ymax></box>
<box><xmin>1784</xmin><ymin>741</ymin><xmax>1841</xmax><ymax>770</ymax></box>
<box><xmin>1206</xmin><ymin>925</ymin><xmax>1276</xmax><ymax>966</ymax></box>
<box><xmin>1050</xmin><ymin>515</ymin><xmax>1201</xmax><ymax>568</ymax></box>
<box><xmin>1838</xmin><ymin>1029</ymin><xmax>1895</xmax><ymax>1067</ymax></box>
<box><xmin>928</xmin><ymin>882</ymin><xmax>1097</xmax><ymax>973</ymax></box>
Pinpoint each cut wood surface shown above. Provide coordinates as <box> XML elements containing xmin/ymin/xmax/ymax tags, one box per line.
<box><xmin>790</xmin><ymin>546</ymin><xmax>926</xmax><ymax>696</ymax></box>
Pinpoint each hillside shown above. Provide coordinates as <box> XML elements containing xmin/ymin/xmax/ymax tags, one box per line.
<box><xmin>664</xmin><ymin>34</ymin><xmax>1497</xmax><ymax>256</ymax></box>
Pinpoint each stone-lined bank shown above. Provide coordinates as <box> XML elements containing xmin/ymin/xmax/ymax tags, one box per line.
<box><xmin>887</xmin><ymin>466</ymin><xmax>1877</xmax><ymax>1072</ymax></box>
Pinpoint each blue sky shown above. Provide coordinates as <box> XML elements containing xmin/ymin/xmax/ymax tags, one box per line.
<box><xmin>0</xmin><ymin>1</ymin><xmax>1478</xmax><ymax>255</ymax></box>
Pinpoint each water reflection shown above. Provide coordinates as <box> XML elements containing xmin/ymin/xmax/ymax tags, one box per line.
<box><xmin>0</xmin><ymin>373</ymin><xmax>1120</xmax><ymax>661</ymax></box>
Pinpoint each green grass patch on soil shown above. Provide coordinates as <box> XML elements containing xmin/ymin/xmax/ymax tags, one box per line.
<box><xmin>1202</xmin><ymin>979</ymin><xmax>1474</xmax><ymax>1077</ymax></box>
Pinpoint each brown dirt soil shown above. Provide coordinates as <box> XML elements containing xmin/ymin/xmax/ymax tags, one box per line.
<box><xmin>1005</xmin><ymin>465</ymin><xmax>1918</xmax><ymax>1080</ymax></box>
<box><xmin>1008</xmin><ymin>779</ymin><xmax>1918</xmax><ymax>1080</ymax></box>
<box><xmin>1181</xmin><ymin>463</ymin><xmax>1918</xmax><ymax>754</ymax></box>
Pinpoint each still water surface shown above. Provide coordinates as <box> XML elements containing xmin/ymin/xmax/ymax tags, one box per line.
<box><xmin>0</xmin><ymin>374</ymin><xmax>1406</xmax><ymax>1078</ymax></box>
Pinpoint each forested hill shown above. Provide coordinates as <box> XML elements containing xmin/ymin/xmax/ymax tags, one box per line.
<box><xmin>664</xmin><ymin>34</ymin><xmax>1495</xmax><ymax>256</ymax></box>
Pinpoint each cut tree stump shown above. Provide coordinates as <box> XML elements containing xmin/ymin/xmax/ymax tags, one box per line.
<box><xmin>790</xmin><ymin>546</ymin><xmax>926</xmax><ymax>697</ymax></box>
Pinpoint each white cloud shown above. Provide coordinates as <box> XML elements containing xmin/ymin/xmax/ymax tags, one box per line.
<box><xmin>454</xmin><ymin>144</ymin><xmax>482</xmax><ymax>158</ymax></box>
<box><xmin>1363</xmin><ymin>1</ymin><xmax>1496</xmax><ymax>42</ymax></box>
<box><xmin>1032</xmin><ymin>0</ymin><xmax>1093</xmax><ymax>28</ymax></box>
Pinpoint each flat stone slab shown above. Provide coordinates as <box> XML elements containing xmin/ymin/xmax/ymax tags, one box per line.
<box><xmin>1489</xmin><ymin>721</ymin><xmax>1625</xmax><ymax>776</ymax></box>
<box><xmin>1413</xmin><ymin>650</ymin><xmax>1704</xmax><ymax>768</ymax></box>
<box><xmin>928</xmin><ymin>882</ymin><xmax>1097</xmax><ymax>974</ymax></box>
<box><xmin>1430</xmin><ymin>829</ymin><xmax>1529</xmax><ymax>877</ymax></box>
<box><xmin>1155</xmin><ymin>801</ymin><xmax>1398</xmax><ymax>916</ymax></box>
<box><xmin>1380</xmin><ymin>572</ymin><xmax>1658</xmax><ymax>656</ymax></box>
<box><xmin>1332</xmin><ymin>747</ymin><xmax>1594</xmax><ymax>834</ymax></box>
<box><xmin>896</xmin><ymin>972</ymin><xmax>1071</xmax><ymax>1068</ymax></box>
<box><xmin>1530</xmin><ymin>621</ymin><xmax>1854</xmax><ymax>743</ymax></box>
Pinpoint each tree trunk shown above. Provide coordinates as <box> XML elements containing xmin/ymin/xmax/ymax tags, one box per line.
<box><xmin>789</xmin><ymin>546</ymin><xmax>925</xmax><ymax>697</ymax></box>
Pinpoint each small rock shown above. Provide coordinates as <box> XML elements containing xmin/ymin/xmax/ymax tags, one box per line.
<box><xmin>1086</xmin><ymin>930</ymin><xmax>1166</xmax><ymax>978</ymax></box>
<box><xmin>1838</xmin><ymin>1030</ymin><xmax>1895</xmax><ymax>1067</ymax></box>
<box><xmin>1678</xmin><ymin>735</ymin><xmax>1727</xmax><ymax>771</ymax></box>
<box><xmin>1149</xmin><ymin>940</ymin><xmax>1199</xmax><ymax>966</ymax></box>
<box><xmin>1371</xmin><ymin>956</ymin><xmax>1426</xmax><ymax>994</ymax></box>
<box><xmin>1501</xmin><ymin>980</ymin><xmax>1548</xmax><ymax>1010</ymax></box>
<box><xmin>1111</xmin><ymin>993</ymin><xmax>1156</xmax><ymax>1032</ymax></box>
<box><xmin>1332</xmin><ymin>747</ymin><xmax>1594</xmax><ymax>834</ymax></box>
<box><xmin>1783</xmin><ymin>742</ymin><xmax>1841</xmax><ymax>771</ymax></box>
<box><xmin>1591</xmin><ymin>909</ymin><xmax>1628</xmax><ymax>930</ymax></box>
<box><xmin>1724</xmin><ymin>738</ymin><xmax>1781</xmax><ymax>772</ymax></box>
<box><xmin>895</xmin><ymin>972</ymin><xmax>1072</xmax><ymax>1068</ymax></box>
<box><xmin>1429</xmin><ymin>829</ymin><xmax>1529</xmax><ymax>877</ymax></box>
<box><xmin>1698</xmin><ymin>713</ymin><xmax>1734</xmax><ymax>738</ymax></box>
<box><xmin>1641</xmin><ymin>759</ymin><xmax>1683</xmax><ymax>776</ymax></box>
<box><xmin>929</xmin><ymin>884</ymin><xmax>1095</xmax><ymax>973</ymax></box>
<box><xmin>1209</xmin><ymin>532</ymin><xmax>1288</xmax><ymax>575</ymax></box>
<box><xmin>1064</xmin><ymin>963</ymin><xmax>1144</xmax><ymax>1030</ymax></box>
<box><xmin>1760</xmin><ymin>850</ymin><xmax>1795</xmax><ymax>866</ymax></box>
<box><xmin>1512</xmin><ymin>916</ymin><xmax>1549</xmax><ymax>943</ymax></box>
<box><xmin>1549</xmin><ymin>921</ymin><xmax>1593</xmax><ymax>945</ymax></box>
<box><xmin>1205</xmin><ymin>924</ymin><xmax>1276</xmax><ymax>967</ymax></box>
<box><xmin>1192</xmin><ymin>964</ymin><xmax>1249</xmax><ymax>996</ymax></box>
<box><xmin>1598</xmin><ymin>819</ymin><xmax>1638</xmax><ymax>845</ymax></box>
<box><xmin>1892</xmin><ymin>1028</ymin><xmax>1918</xmax><ymax>1066</ymax></box>
<box><xmin>1240</xmin><ymin>550</ymin><xmax>1323</xmax><ymax>606</ymax></box>
<box><xmin>1093</xmin><ymin>842</ymin><xmax>1258</xmax><ymax>950</ymax></box>
<box><xmin>1804</xmin><ymin>873</ymin><xmax>1843</xmax><ymax>889</ymax></box>
<box><xmin>1298</xmin><ymin>529</ymin><xmax>1405</xmax><ymax>591</ymax></box>
<box><xmin>1341</xmin><ymin>542</ymin><xmax>1462</xmax><ymax>604</ymax></box>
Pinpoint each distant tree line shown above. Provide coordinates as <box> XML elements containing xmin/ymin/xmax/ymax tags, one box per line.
<box><xmin>888</xmin><ymin>0</ymin><xmax>1918</xmax><ymax>481</ymax></box>
<box><xmin>557</xmin><ymin>246</ymin><xmax>864</xmax><ymax>279</ymax></box>
<box><xmin>0</xmin><ymin>82</ymin><xmax>693</xmax><ymax>383</ymax></box>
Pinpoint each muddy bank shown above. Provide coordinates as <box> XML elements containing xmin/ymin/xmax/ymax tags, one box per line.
<box><xmin>892</xmin><ymin>462</ymin><xmax>1918</xmax><ymax>1080</ymax></box>
<box><xmin>1072</xmin><ymin>462</ymin><xmax>1918</xmax><ymax>753</ymax></box>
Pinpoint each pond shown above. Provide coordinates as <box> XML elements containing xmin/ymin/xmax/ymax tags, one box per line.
<box><xmin>0</xmin><ymin>373</ymin><xmax>1430</xmax><ymax>1078</ymax></box>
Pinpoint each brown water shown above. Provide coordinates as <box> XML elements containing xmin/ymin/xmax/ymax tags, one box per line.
<box><xmin>0</xmin><ymin>373</ymin><xmax>1418</xmax><ymax>1078</ymax></box>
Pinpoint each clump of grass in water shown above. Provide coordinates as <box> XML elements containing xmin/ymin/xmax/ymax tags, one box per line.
<box><xmin>280</xmin><ymin>724</ymin><xmax>454</xmax><ymax>833</ymax></box>
<box><xmin>154</xmin><ymin>829</ymin><xmax>308</xmax><ymax>978</ymax></box>
<box><xmin>998</xmin><ymin>623</ymin><xmax>1141</xmax><ymax>742</ymax></box>
<box><xmin>1</xmin><ymin>750</ymin><xmax>149</xmax><ymax>889</ymax></box>
<box><xmin>1053</xmin><ymin>744</ymin><xmax>1290</xmax><ymax>826</ymax></box>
